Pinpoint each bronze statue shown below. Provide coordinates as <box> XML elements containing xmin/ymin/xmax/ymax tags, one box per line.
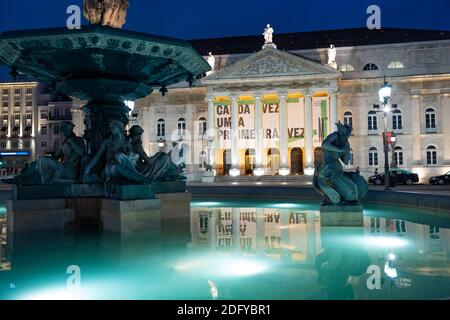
<box><xmin>3</xmin><ymin>121</ymin><xmax>86</xmax><ymax>185</ymax></box>
<box><xmin>128</xmin><ymin>125</ymin><xmax>186</xmax><ymax>182</ymax></box>
<box><xmin>313</xmin><ymin>122</ymin><xmax>368</xmax><ymax>205</ymax></box>
<box><xmin>83</xmin><ymin>120</ymin><xmax>149</xmax><ymax>184</ymax></box>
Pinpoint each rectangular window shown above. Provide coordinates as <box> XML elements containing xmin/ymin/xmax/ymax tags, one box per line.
<box><xmin>11</xmin><ymin>140</ymin><xmax>19</xmax><ymax>149</ymax></box>
<box><xmin>53</xmin><ymin>125</ymin><xmax>60</xmax><ymax>135</ymax></box>
<box><xmin>2</xmin><ymin>89</ymin><xmax>8</xmax><ymax>95</ymax></box>
<box><xmin>41</xmin><ymin>125</ymin><xmax>47</xmax><ymax>135</ymax></box>
<box><xmin>41</xmin><ymin>141</ymin><xmax>47</xmax><ymax>148</ymax></box>
<box><xmin>14</xmin><ymin>101</ymin><xmax>20</xmax><ymax>107</ymax></box>
<box><xmin>427</xmin><ymin>151</ymin><xmax>437</xmax><ymax>165</ymax></box>
<box><xmin>0</xmin><ymin>141</ymin><xmax>6</xmax><ymax>149</ymax></box>
<box><xmin>26</xmin><ymin>88</ymin><xmax>32</xmax><ymax>94</ymax></box>
<box><xmin>2</xmin><ymin>101</ymin><xmax>8</xmax><ymax>108</ymax></box>
<box><xmin>40</xmin><ymin>111</ymin><xmax>48</xmax><ymax>120</ymax></box>
<box><xmin>26</xmin><ymin>100</ymin><xmax>32</xmax><ymax>107</ymax></box>
<box><xmin>368</xmin><ymin>116</ymin><xmax>377</xmax><ymax>131</ymax></box>
<box><xmin>14</xmin><ymin>88</ymin><xmax>21</xmax><ymax>95</ymax></box>
<box><xmin>23</xmin><ymin>140</ymin><xmax>31</xmax><ymax>148</ymax></box>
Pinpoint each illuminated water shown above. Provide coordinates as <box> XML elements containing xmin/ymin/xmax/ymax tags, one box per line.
<box><xmin>0</xmin><ymin>199</ymin><xmax>449</xmax><ymax>300</ymax></box>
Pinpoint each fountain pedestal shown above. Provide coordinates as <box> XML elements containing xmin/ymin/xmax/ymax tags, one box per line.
<box><xmin>320</xmin><ymin>204</ymin><xmax>364</xmax><ymax>227</ymax></box>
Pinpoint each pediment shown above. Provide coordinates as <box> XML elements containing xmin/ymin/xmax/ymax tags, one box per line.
<box><xmin>204</xmin><ymin>47</ymin><xmax>341</xmax><ymax>82</ymax></box>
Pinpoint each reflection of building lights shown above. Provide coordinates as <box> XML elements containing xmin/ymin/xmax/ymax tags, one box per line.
<box><xmin>21</xmin><ymin>287</ymin><xmax>90</xmax><ymax>300</ymax></box>
<box><xmin>231</xmin><ymin>182</ymin><xmax>238</xmax><ymax>185</ymax></box>
<box><xmin>255</xmin><ymin>182</ymin><xmax>262</xmax><ymax>185</ymax></box>
<box><xmin>193</xmin><ymin>201</ymin><xmax>222</xmax><ymax>207</ymax></box>
<box><xmin>384</xmin><ymin>262</ymin><xmax>398</xmax><ymax>279</ymax></box>
<box><xmin>271</xmin><ymin>203</ymin><xmax>298</xmax><ymax>209</ymax></box>
<box><xmin>208</xmin><ymin>280</ymin><xmax>219</xmax><ymax>300</ymax></box>
<box><xmin>363</xmin><ymin>236</ymin><xmax>408</xmax><ymax>248</ymax></box>
<box><xmin>304</xmin><ymin>167</ymin><xmax>315</xmax><ymax>176</ymax></box>
<box><xmin>175</xmin><ymin>255</ymin><xmax>270</xmax><ymax>277</ymax></box>
<box><xmin>278</xmin><ymin>168</ymin><xmax>290</xmax><ymax>176</ymax></box>
<box><xmin>388</xmin><ymin>253</ymin><xmax>396</xmax><ymax>260</ymax></box>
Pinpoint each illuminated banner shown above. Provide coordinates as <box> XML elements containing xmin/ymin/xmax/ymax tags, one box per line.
<box><xmin>287</xmin><ymin>100</ymin><xmax>305</xmax><ymax>147</ymax></box>
<box><xmin>0</xmin><ymin>151</ymin><xmax>31</xmax><ymax>157</ymax></box>
<box><xmin>313</xmin><ymin>98</ymin><xmax>328</xmax><ymax>146</ymax></box>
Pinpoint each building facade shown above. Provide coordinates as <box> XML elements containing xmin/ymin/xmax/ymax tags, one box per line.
<box><xmin>0</xmin><ymin>82</ymin><xmax>39</xmax><ymax>176</ymax></box>
<box><xmin>71</xmin><ymin>28</ymin><xmax>450</xmax><ymax>182</ymax></box>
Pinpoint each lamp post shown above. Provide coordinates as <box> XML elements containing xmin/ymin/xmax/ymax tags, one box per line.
<box><xmin>157</xmin><ymin>137</ymin><xmax>165</xmax><ymax>152</ymax></box>
<box><xmin>206</xmin><ymin>135</ymin><xmax>213</xmax><ymax>171</ymax></box>
<box><xmin>377</xmin><ymin>80</ymin><xmax>392</xmax><ymax>191</ymax></box>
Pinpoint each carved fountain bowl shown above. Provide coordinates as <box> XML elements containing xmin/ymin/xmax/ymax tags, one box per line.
<box><xmin>0</xmin><ymin>25</ymin><xmax>210</xmax><ymax>101</ymax></box>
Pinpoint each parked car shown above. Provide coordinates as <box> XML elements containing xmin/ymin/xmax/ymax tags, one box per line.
<box><xmin>368</xmin><ymin>169</ymin><xmax>419</xmax><ymax>185</ymax></box>
<box><xmin>429</xmin><ymin>171</ymin><xmax>450</xmax><ymax>185</ymax></box>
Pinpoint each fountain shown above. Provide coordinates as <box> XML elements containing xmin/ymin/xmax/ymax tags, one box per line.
<box><xmin>0</xmin><ymin>0</ymin><xmax>210</xmax><ymax>233</ymax></box>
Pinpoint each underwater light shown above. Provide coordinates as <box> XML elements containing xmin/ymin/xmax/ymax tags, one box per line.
<box><xmin>21</xmin><ymin>286</ymin><xmax>92</xmax><ymax>300</ymax></box>
<box><xmin>194</xmin><ymin>201</ymin><xmax>222</xmax><ymax>207</ymax></box>
<box><xmin>364</xmin><ymin>236</ymin><xmax>409</xmax><ymax>248</ymax></box>
<box><xmin>175</xmin><ymin>256</ymin><xmax>270</xmax><ymax>277</ymax></box>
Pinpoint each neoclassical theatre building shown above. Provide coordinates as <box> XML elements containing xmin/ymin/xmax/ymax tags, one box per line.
<box><xmin>129</xmin><ymin>27</ymin><xmax>450</xmax><ymax>181</ymax></box>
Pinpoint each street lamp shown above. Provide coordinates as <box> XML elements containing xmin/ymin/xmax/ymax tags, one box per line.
<box><xmin>157</xmin><ymin>137</ymin><xmax>165</xmax><ymax>151</ymax></box>
<box><xmin>378</xmin><ymin>80</ymin><xmax>392</xmax><ymax>190</ymax></box>
<box><xmin>206</xmin><ymin>135</ymin><xmax>214</xmax><ymax>171</ymax></box>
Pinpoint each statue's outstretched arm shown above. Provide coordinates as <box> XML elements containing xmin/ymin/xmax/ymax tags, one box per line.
<box><xmin>322</xmin><ymin>133</ymin><xmax>342</xmax><ymax>153</ymax></box>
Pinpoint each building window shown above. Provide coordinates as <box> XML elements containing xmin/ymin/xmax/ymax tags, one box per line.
<box><xmin>23</xmin><ymin>140</ymin><xmax>31</xmax><ymax>149</ymax></box>
<box><xmin>339</xmin><ymin>64</ymin><xmax>355</xmax><ymax>72</ymax></box>
<box><xmin>363</xmin><ymin>63</ymin><xmax>379</xmax><ymax>71</ymax></box>
<box><xmin>26</xmin><ymin>100</ymin><xmax>32</xmax><ymax>107</ymax></box>
<box><xmin>41</xmin><ymin>141</ymin><xmax>47</xmax><ymax>148</ymax></box>
<box><xmin>14</xmin><ymin>101</ymin><xmax>20</xmax><ymax>107</ymax></box>
<box><xmin>343</xmin><ymin>111</ymin><xmax>353</xmax><ymax>128</ymax></box>
<box><xmin>26</xmin><ymin>88</ymin><xmax>33</xmax><ymax>94</ymax></box>
<box><xmin>387</xmin><ymin>61</ymin><xmax>404</xmax><ymax>69</ymax></box>
<box><xmin>53</xmin><ymin>125</ymin><xmax>60</xmax><ymax>135</ymax></box>
<box><xmin>368</xmin><ymin>111</ymin><xmax>378</xmax><ymax>131</ymax></box>
<box><xmin>425</xmin><ymin>108</ymin><xmax>436</xmax><ymax>132</ymax></box>
<box><xmin>369</xmin><ymin>147</ymin><xmax>378</xmax><ymax>166</ymax></box>
<box><xmin>177</xmin><ymin>118</ymin><xmax>186</xmax><ymax>137</ymax></box>
<box><xmin>392</xmin><ymin>109</ymin><xmax>403</xmax><ymax>130</ymax></box>
<box><xmin>394</xmin><ymin>146</ymin><xmax>403</xmax><ymax>166</ymax></box>
<box><xmin>40</xmin><ymin>111</ymin><xmax>48</xmax><ymax>120</ymax></box>
<box><xmin>25</xmin><ymin>113</ymin><xmax>32</xmax><ymax>126</ymax></box>
<box><xmin>41</xmin><ymin>125</ymin><xmax>47</xmax><ymax>135</ymax></box>
<box><xmin>14</xmin><ymin>88</ymin><xmax>21</xmax><ymax>95</ymax></box>
<box><xmin>426</xmin><ymin>145</ymin><xmax>437</xmax><ymax>165</ymax></box>
<box><xmin>429</xmin><ymin>226</ymin><xmax>440</xmax><ymax>240</ymax></box>
<box><xmin>54</xmin><ymin>140</ymin><xmax>59</xmax><ymax>151</ymax></box>
<box><xmin>198</xmin><ymin>117</ymin><xmax>207</xmax><ymax>136</ymax></box>
<box><xmin>349</xmin><ymin>148</ymin><xmax>354</xmax><ymax>166</ymax></box>
<box><xmin>157</xmin><ymin>118</ymin><xmax>165</xmax><ymax>138</ymax></box>
<box><xmin>2</xmin><ymin>89</ymin><xmax>8</xmax><ymax>95</ymax></box>
<box><xmin>11</xmin><ymin>140</ymin><xmax>19</xmax><ymax>149</ymax></box>
<box><xmin>2</xmin><ymin>101</ymin><xmax>8</xmax><ymax>108</ymax></box>
<box><xmin>2</xmin><ymin>115</ymin><xmax>8</xmax><ymax>127</ymax></box>
<box><xmin>0</xmin><ymin>141</ymin><xmax>6</xmax><ymax>149</ymax></box>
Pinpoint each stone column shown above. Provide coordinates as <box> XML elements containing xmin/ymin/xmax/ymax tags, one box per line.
<box><xmin>304</xmin><ymin>93</ymin><xmax>314</xmax><ymax>172</ymax></box>
<box><xmin>279</xmin><ymin>94</ymin><xmax>290</xmax><ymax>175</ymax></box>
<box><xmin>229</xmin><ymin>95</ymin><xmax>240</xmax><ymax>176</ymax></box>
<box><xmin>329</xmin><ymin>90</ymin><xmax>338</xmax><ymax>132</ymax></box>
<box><xmin>207</xmin><ymin>96</ymin><xmax>216</xmax><ymax>169</ymax></box>
<box><xmin>253</xmin><ymin>95</ymin><xmax>264</xmax><ymax>176</ymax></box>
<box><xmin>411</xmin><ymin>95</ymin><xmax>421</xmax><ymax>164</ymax></box>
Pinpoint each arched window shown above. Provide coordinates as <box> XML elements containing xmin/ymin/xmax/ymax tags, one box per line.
<box><xmin>368</xmin><ymin>111</ymin><xmax>378</xmax><ymax>131</ymax></box>
<box><xmin>392</xmin><ymin>109</ymin><xmax>403</xmax><ymax>130</ymax></box>
<box><xmin>344</xmin><ymin>111</ymin><xmax>353</xmax><ymax>128</ymax></box>
<box><xmin>199</xmin><ymin>151</ymin><xmax>207</xmax><ymax>169</ymax></box>
<box><xmin>394</xmin><ymin>146</ymin><xmax>403</xmax><ymax>166</ymax></box>
<box><xmin>198</xmin><ymin>117</ymin><xmax>207</xmax><ymax>136</ymax></box>
<box><xmin>177</xmin><ymin>118</ymin><xmax>186</xmax><ymax>137</ymax></box>
<box><xmin>363</xmin><ymin>63</ymin><xmax>379</xmax><ymax>71</ymax></box>
<box><xmin>157</xmin><ymin>118</ymin><xmax>165</xmax><ymax>138</ymax></box>
<box><xmin>339</xmin><ymin>64</ymin><xmax>355</xmax><ymax>72</ymax></box>
<box><xmin>425</xmin><ymin>108</ymin><xmax>436</xmax><ymax>131</ymax></box>
<box><xmin>427</xmin><ymin>145</ymin><xmax>437</xmax><ymax>165</ymax></box>
<box><xmin>369</xmin><ymin>147</ymin><xmax>378</xmax><ymax>166</ymax></box>
<box><xmin>387</xmin><ymin>61</ymin><xmax>404</xmax><ymax>69</ymax></box>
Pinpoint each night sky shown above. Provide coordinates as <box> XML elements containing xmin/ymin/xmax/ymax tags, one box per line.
<box><xmin>1</xmin><ymin>0</ymin><xmax>449</xmax><ymax>80</ymax></box>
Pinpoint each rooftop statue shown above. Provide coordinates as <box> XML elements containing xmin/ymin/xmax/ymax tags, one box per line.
<box><xmin>263</xmin><ymin>24</ymin><xmax>274</xmax><ymax>44</ymax></box>
<box><xmin>128</xmin><ymin>125</ymin><xmax>186</xmax><ymax>182</ymax></box>
<box><xmin>3</xmin><ymin>122</ymin><xmax>86</xmax><ymax>185</ymax></box>
<box><xmin>327</xmin><ymin>44</ymin><xmax>336</xmax><ymax>65</ymax></box>
<box><xmin>83</xmin><ymin>120</ymin><xmax>149</xmax><ymax>185</ymax></box>
<box><xmin>313</xmin><ymin>122</ymin><xmax>368</xmax><ymax>205</ymax></box>
<box><xmin>206</xmin><ymin>52</ymin><xmax>215</xmax><ymax>75</ymax></box>
<box><xmin>84</xmin><ymin>0</ymin><xmax>129</xmax><ymax>28</ymax></box>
